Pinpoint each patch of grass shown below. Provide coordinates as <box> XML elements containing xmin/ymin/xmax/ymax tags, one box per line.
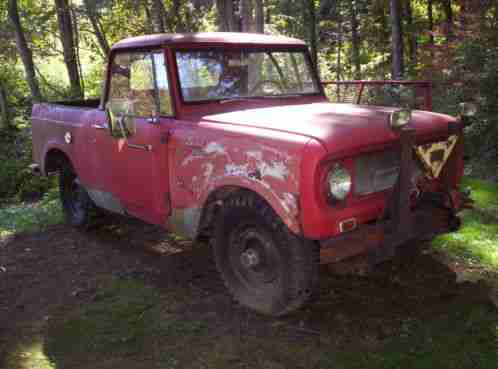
<box><xmin>0</xmin><ymin>189</ymin><xmax>62</xmax><ymax>239</ymax></box>
<box><xmin>433</xmin><ymin>178</ymin><xmax>498</xmax><ymax>270</ymax></box>
<box><xmin>331</xmin><ymin>304</ymin><xmax>498</xmax><ymax>369</ymax></box>
<box><xmin>44</xmin><ymin>278</ymin><xmax>209</xmax><ymax>369</ymax></box>
<box><xmin>462</xmin><ymin>178</ymin><xmax>498</xmax><ymax>211</ymax></box>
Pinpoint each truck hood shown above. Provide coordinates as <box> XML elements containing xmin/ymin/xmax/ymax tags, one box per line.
<box><xmin>201</xmin><ymin>102</ymin><xmax>456</xmax><ymax>154</ymax></box>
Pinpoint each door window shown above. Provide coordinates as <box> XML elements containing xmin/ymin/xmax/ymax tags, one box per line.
<box><xmin>107</xmin><ymin>51</ymin><xmax>173</xmax><ymax>138</ymax></box>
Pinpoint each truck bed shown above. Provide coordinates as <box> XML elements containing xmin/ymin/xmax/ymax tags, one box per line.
<box><xmin>31</xmin><ymin>100</ymin><xmax>100</xmax><ymax>176</ymax></box>
<box><xmin>50</xmin><ymin>98</ymin><xmax>101</xmax><ymax>109</ymax></box>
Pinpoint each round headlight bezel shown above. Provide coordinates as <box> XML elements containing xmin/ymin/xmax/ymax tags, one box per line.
<box><xmin>327</xmin><ymin>163</ymin><xmax>352</xmax><ymax>202</ymax></box>
<box><xmin>458</xmin><ymin>102</ymin><xmax>477</xmax><ymax>117</ymax></box>
<box><xmin>389</xmin><ymin>108</ymin><xmax>412</xmax><ymax>129</ymax></box>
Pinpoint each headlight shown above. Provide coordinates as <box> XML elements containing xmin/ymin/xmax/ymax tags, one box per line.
<box><xmin>459</xmin><ymin>102</ymin><xmax>477</xmax><ymax>117</ymax></box>
<box><xmin>389</xmin><ymin>108</ymin><xmax>412</xmax><ymax>129</ymax></box>
<box><xmin>327</xmin><ymin>164</ymin><xmax>352</xmax><ymax>201</ymax></box>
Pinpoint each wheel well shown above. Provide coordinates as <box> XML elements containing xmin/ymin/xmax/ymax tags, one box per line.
<box><xmin>197</xmin><ymin>186</ymin><xmax>264</xmax><ymax>241</ymax></box>
<box><xmin>44</xmin><ymin>149</ymin><xmax>71</xmax><ymax>174</ymax></box>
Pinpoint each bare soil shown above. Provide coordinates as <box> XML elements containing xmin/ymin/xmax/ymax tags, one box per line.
<box><xmin>0</xmin><ymin>217</ymin><xmax>493</xmax><ymax>368</ymax></box>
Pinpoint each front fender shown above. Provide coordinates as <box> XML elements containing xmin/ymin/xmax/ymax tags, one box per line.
<box><xmin>169</xmin><ymin>130</ymin><xmax>309</xmax><ymax>238</ymax></box>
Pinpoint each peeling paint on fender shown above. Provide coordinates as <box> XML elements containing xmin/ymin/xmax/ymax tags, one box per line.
<box><xmin>170</xmin><ymin>131</ymin><xmax>305</xmax><ymax>238</ymax></box>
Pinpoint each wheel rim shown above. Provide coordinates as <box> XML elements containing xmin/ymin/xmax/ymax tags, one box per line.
<box><xmin>228</xmin><ymin>226</ymin><xmax>280</xmax><ymax>289</ymax></box>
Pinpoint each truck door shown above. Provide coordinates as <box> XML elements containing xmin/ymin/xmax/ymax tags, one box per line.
<box><xmin>93</xmin><ymin>50</ymin><xmax>172</xmax><ymax>224</ymax></box>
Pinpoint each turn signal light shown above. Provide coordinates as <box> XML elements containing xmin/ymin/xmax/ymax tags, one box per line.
<box><xmin>339</xmin><ymin>218</ymin><xmax>357</xmax><ymax>233</ymax></box>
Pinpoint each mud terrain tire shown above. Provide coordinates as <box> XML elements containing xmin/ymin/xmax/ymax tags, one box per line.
<box><xmin>59</xmin><ymin>162</ymin><xmax>97</xmax><ymax>229</ymax></box>
<box><xmin>213</xmin><ymin>192</ymin><xmax>318</xmax><ymax>316</ymax></box>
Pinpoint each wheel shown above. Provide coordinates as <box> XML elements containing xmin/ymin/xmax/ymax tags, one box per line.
<box><xmin>213</xmin><ymin>192</ymin><xmax>318</xmax><ymax>316</ymax></box>
<box><xmin>59</xmin><ymin>162</ymin><xmax>98</xmax><ymax>229</ymax></box>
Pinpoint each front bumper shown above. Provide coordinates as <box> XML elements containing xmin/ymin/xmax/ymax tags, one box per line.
<box><xmin>319</xmin><ymin>203</ymin><xmax>460</xmax><ymax>264</ymax></box>
<box><xmin>319</xmin><ymin>125</ymin><xmax>469</xmax><ymax>265</ymax></box>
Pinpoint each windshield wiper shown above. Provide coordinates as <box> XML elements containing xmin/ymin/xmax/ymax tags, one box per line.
<box><xmin>218</xmin><ymin>94</ymin><xmax>307</xmax><ymax>104</ymax></box>
<box><xmin>218</xmin><ymin>96</ymin><xmax>273</xmax><ymax>104</ymax></box>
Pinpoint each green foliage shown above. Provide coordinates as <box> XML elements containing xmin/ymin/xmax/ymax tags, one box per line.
<box><xmin>0</xmin><ymin>126</ymin><xmax>55</xmax><ymax>202</ymax></box>
<box><xmin>0</xmin><ymin>187</ymin><xmax>62</xmax><ymax>239</ymax></box>
<box><xmin>433</xmin><ymin>178</ymin><xmax>498</xmax><ymax>269</ymax></box>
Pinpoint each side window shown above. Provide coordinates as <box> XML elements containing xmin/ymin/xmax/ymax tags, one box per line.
<box><xmin>107</xmin><ymin>51</ymin><xmax>173</xmax><ymax>138</ymax></box>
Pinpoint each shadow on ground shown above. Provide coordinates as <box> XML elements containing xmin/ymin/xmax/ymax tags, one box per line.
<box><xmin>1</xmin><ymin>217</ymin><xmax>496</xmax><ymax>369</ymax></box>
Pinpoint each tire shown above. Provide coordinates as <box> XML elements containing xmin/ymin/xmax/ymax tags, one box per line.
<box><xmin>59</xmin><ymin>162</ymin><xmax>98</xmax><ymax>229</ymax></box>
<box><xmin>213</xmin><ymin>192</ymin><xmax>318</xmax><ymax>316</ymax></box>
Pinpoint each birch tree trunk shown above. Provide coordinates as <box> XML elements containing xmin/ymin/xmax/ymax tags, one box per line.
<box><xmin>8</xmin><ymin>0</ymin><xmax>42</xmax><ymax>102</ymax></box>
<box><xmin>55</xmin><ymin>0</ymin><xmax>83</xmax><ymax>99</ymax></box>
<box><xmin>390</xmin><ymin>0</ymin><xmax>405</xmax><ymax>79</ymax></box>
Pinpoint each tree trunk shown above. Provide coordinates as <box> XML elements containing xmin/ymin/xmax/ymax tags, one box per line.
<box><xmin>444</xmin><ymin>0</ymin><xmax>453</xmax><ymax>42</ymax></box>
<box><xmin>8</xmin><ymin>0</ymin><xmax>42</xmax><ymax>102</ymax></box>
<box><xmin>405</xmin><ymin>0</ymin><xmax>417</xmax><ymax>67</ymax></box>
<box><xmin>255</xmin><ymin>0</ymin><xmax>264</xmax><ymax>33</ymax></box>
<box><xmin>172</xmin><ymin>0</ymin><xmax>185</xmax><ymax>32</ymax></box>
<box><xmin>427</xmin><ymin>0</ymin><xmax>434</xmax><ymax>58</ymax></box>
<box><xmin>151</xmin><ymin>0</ymin><xmax>166</xmax><ymax>33</ymax></box>
<box><xmin>307</xmin><ymin>0</ymin><xmax>318</xmax><ymax>71</ymax></box>
<box><xmin>0</xmin><ymin>80</ymin><xmax>9</xmax><ymax>130</ymax></box>
<box><xmin>55</xmin><ymin>0</ymin><xmax>83</xmax><ymax>99</ymax></box>
<box><xmin>336</xmin><ymin>9</ymin><xmax>342</xmax><ymax>84</ymax></box>
<box><xmin>240</xmin><ymin>0</ymin><xmax>253</xmax><ymax>32</ymax></box>
<box><xmin>390</xmin><ymin>0</ymin><xmax>404</xmax><ymax>79</ymax></box>
<box><xmin>349</xmin><ymin>0</ymin><xmax>361</xmax><ymax>79</ymax></box>
<box><xmin>216</xmin><ymin>0</ymin><xmax>236</xmax><ymax>31</ymax></box>
<box><xmin>83</xmin><ymin>0</ymin><xmax>110</xmax><ymax>56</ymax></box>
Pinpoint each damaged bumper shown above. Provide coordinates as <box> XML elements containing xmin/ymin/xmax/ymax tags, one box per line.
<box><xmin>319</xmin><ymin>203</ymin><xmax>462</xmax><ymax>265</ymax></box>
<box><xmin>319</xmin><ymin>124</ymin><xmax>471</xmax><ymax>265</ymax></box>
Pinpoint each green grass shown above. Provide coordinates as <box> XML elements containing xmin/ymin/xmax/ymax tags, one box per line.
<box><xmin>0</xmin><ymin>189</ymin><xmax>62</xmax><ymax>240</ymax></box>
<box><xmin>433</xmin><ymin>178</ymin><xmax>498</xmax><ymax>270</ymax></box>
<box><xmin>331</xmin><ymin>304</ymin><xmax>498</xmax><ymax>369</ymax></box>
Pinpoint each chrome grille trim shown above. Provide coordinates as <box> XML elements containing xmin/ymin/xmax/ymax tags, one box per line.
<box><xmin>355</xmin><ymin>149</ymin><xmax>422</xmax><ymax>196</ymax></box>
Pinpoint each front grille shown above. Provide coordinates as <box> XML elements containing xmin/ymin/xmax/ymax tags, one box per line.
<box><xmin>355</xmin><ymin>150</ymin><xmax>422</xmax><ymax>196</ymax></box>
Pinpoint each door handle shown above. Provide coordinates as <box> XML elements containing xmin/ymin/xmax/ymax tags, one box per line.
<box><xmin>127</xmin><ymin>143</ymin><xmax>153</xmax><ymax>152</ymax></box>
<box><xmin>92</xmin><ymin>123</ymin><xmax>108</xmax><ymax>130</ymax></box>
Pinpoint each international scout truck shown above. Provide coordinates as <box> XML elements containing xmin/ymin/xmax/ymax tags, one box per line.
<box><xmin>31</xmin><ymin>32</ymin><xmax>473</xmax><ymax>316</ymax></box>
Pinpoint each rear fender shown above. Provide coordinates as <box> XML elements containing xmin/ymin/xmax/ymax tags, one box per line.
<box><xmin>41</xmin><ymin>141</ymin><xmax>74</xmax><ymax>175</ymax></box>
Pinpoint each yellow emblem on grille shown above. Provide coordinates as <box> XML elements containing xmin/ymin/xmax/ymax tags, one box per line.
<box><xmin>414</xmin><ymin>135</ymin><xmax>458</xmax><ymax>178</ymax></box>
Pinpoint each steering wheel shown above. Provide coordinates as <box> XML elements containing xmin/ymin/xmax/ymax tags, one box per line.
<box><xmin>249</xmin><ymin>79</ymin><xmax>285</xmax><ymax>95</ymax></box>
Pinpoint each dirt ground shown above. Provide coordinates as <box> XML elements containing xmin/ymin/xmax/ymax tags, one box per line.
<box><xmin>0</xmin><ymin>217</ymin><xmax>494</xmax><ymax>369</ymax></box>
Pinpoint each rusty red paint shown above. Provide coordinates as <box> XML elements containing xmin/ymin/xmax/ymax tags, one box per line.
<box><xmin>31</xmin><ymin>33</ymin><xmax>464</xmax><ymax>249</ymax></box>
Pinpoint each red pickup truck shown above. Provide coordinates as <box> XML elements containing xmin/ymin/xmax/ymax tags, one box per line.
<box><xmin>31</xmin><ymin>32</ymin><xmax>473</xmax><ymax>315</ymax></box>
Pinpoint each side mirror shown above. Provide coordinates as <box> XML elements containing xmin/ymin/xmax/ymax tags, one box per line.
<box><xmin>459</xmin><ymin>102</ymin><xmax>477</xmax><ymax>118</ymax></box>
<box><xmin>106</xmin><ymin>100</ymin><xmax>136</xmax><ymax>138</ymax></box>
<box><xmin>458</xmin><ymin>102</ymin><xmax>477</xmax><ymax>127</ymax></box>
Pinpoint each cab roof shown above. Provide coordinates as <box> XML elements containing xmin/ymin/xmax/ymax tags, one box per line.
<box><xmin>111</xmin><ymin>32</ymin><xmax>306</xmax><ymax>51</ymax></box>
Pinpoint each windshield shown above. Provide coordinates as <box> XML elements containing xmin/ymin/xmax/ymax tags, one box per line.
<box><xmin>175</xmin><ymin>49</ymin><xmax>320</xmax><ymax>102</ymax></box>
